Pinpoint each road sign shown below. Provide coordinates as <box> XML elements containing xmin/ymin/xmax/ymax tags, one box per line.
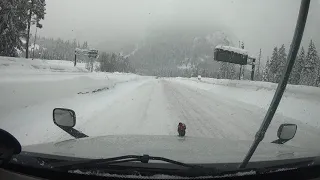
<box><xmin>214</xmin><ymin>45</ymin><xmax>248</xmax><ymax>65</ymax></box>
<box><xmin>88</xmin><ymin>49</ymin><xmax>98</xmax><ymax>58</ymax></box>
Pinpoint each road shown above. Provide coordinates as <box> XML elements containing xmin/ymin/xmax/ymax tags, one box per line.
<box><xmin>78</xmin><ymin>78</ymin><xmax>320</xmax><ymax>150</ymax></box>
<box><xmin>2</xmin><ymin>77</ymin><xmax>320</xmax><ymax>150</ymax></box>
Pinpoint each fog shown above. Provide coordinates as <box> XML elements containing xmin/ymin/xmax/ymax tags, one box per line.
<box><xmin>36</xmin><ymin>0</ymin><xmax>319</xmax><ymax>61</ymax></box>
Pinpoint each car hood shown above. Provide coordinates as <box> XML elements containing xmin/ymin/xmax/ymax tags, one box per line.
<box><xmin>23</xmin><ymin>135</ymin><xmax>319</xmax><ymax>164</ymax></box>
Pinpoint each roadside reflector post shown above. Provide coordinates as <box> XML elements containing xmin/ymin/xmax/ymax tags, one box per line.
<box><xmin>74</xmin><ymin>50</ymin><xmax>77</xmax><ymax>67</ymax></box>
<box><xmin>250</xmin><ymin>57</ymin><xmax>256</xmax><ymax>81</ymax></box>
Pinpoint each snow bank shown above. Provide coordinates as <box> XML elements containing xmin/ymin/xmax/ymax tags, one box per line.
<box><xmin>174</xmin><ymin>77</ymin><xmax>320</xmax><ymax>128</ymax></box>
<box><xmin>0</xmin><ymin>60</ymin><xmax>145</xmax><ymax>145</ymax></box>
<box><xmin>0</xmin><ymin>56</ymin><xmax>87</xmax><ymax>74</ymax></box>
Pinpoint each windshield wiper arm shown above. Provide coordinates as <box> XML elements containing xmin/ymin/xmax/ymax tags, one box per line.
<box><xmin>52</xmin><ymin>154</ymin><xmax>219</xmax><ymax>173</ymax></box>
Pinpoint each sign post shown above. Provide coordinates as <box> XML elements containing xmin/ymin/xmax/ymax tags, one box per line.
<box><xmin>74</xmin><ymin>50</ymin><xmax>77</xmax><ymax>67</ymax></box>
<box><xmin>214</xmin><ymin>45</ymin><xmax>256</xmax><ymax>81</ymax></box>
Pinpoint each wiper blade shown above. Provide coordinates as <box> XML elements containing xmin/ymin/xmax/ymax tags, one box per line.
<box><xmin>52</xmin><ymin>154</ymin><xmax>219</xmax><ymax>173</ymax></box>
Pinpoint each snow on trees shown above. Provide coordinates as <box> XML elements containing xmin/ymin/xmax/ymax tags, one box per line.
<box><xmin>289</xmin><ymin>47</ymin><xmax>305</xmax><ymax>85</ymax></box>
<box><xmin>25</xmin><ymin>0</ymin><xmax>46</xmax><ymax>58</ymax></box>
<box><xmin>268</xmin><ymin>47</ymin><xmax>279</xmax><ymax>83</ymax></box>
<box><xmin>300</xmin><ymin>40</ymin><xmax>319</xmax><ymax>86</ymax></box>
<box><xmin>0</xmin><ymin>0</ymin><xmax>28</xmax><ymax>57</ymax></box>
<box><xmin>263</xmin><ymin>57</ymin><xmax>271</xmax><ymax>82</ymax></box>
<box><xmin>0</xmin><ymin>0</ymin><xmax>46</xmax><ymax>57</ymax></box>
<box><xmin>218</xmin><ymin>62</ymin><xmax>236</xmax><ymax>79</ymax></box>
<box><xmin>275</xmin><ymin>45</ymin><xmax>287</xmax><ymax>83</ymax></box>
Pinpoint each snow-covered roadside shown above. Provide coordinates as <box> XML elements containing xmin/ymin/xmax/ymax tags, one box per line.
<box><xmin>0</xmin><ymin>78</ymin><xmax>150</xmax><ymax>146</ymax></box>
<box><xmin>0</xmin><ymin>56</ymin><xmax>142</xmax><ymax>117</ymax></box>
<box><xmin>0</xmin><ymin>72</ymin><xmax>141</xmax><ymax>117</ymax></box>
<box><xmin>0</xmin><ymin>57</ymin><xmax>149</xmax><ymax>145</ymax></box>
<box><xmin>172</xmin><ymin>77</ymin><xmax>320</xmax><ymax>128</ymax></box>
<box><xmin>0</xmin><ymin>56</ymin><xmax>87</xmax><ymax>74</ymax></box>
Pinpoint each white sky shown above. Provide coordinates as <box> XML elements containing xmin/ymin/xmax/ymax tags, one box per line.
<box><xmin>35</xmin><ymin>0</ymin><xmax>320</xmax><ymax>62</ymax></box>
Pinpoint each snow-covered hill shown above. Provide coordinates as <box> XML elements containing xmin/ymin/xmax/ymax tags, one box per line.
<box><xmin>129</xmin><ymin>30</ymin><xmax>234</xmax><ymax>75</ymax></box>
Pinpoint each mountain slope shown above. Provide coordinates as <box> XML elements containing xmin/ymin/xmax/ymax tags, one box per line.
<box><xmin>129</xmin><ymin>30</ymin><xmax>234</xmax><ymax>75</ymax></box>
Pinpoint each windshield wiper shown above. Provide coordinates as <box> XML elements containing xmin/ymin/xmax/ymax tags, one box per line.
<box><xmin>52</xmin><ymin>154</ymin><xmax>219</xmax><ymax>173</ymax></box>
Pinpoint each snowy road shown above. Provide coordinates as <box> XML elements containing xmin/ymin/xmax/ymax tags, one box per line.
<box><xmin>80</xmin><ymin>78</ymin><xmax>320</xmax><ymax>150</ymax></box>
<box><xmin>2</xmin><ymin>77</ymin><xmax>320</xmax><ymax>151</ymax></box>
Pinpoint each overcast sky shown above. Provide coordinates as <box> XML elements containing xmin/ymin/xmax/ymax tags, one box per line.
<box><xmin>35</xmin><ymin>0</ymin><xmax>320</xmax><ymax>61</ymax></box>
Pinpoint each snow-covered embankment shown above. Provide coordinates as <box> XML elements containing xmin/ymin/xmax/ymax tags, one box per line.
<box><xmin>0</xmin><ymin>57</ymin><xmax>146</xmax><ymax>145</ymax></box>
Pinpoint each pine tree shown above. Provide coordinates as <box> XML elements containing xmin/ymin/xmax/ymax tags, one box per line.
<box><xmin>25</xmin><ymin>0</ymin><xmax>46</xmax><ymax>58</ymax></box>
<box><xmin>275</xmin><ymin>44</ymin><xmax>287</xmax><ymax>83</ymax></box>
<box><xmin>218</xmin><ymin>62</ymin><xmax>228</xmax><ymax>79</ymax></box>
<box><xmin>263</xmin><ymin>57</ymin><xmax>271</xmax><ymax>82</ymax></box>
<box><xmin>269</xmin><ymin>47</ymin><xmax>279</xmax><ymax>82</ymax></box>
<box><xmin>218</xmin><ymin>62</ymin><xmax>236</xmax><ymax>79</ymax></box>
<box><xmin>0</xmin><ymin>0</ymin><xmax>29</xmax><ymax>56</ymax></box>
<box><xmin>256</xmin><ymin>49</ymin><xmax>262</xmax><ymax>81</ymax></box>
<box><xmin>82</xmin><ymin>41</ymin><xmax>88</xmax><ymax>49</ymax></box>
<box><xmin>228</xmin><ymin>63</ymin><xmax>236</xmax><ymax>79</ymax></box>
<box><xmin>289</xmin><ymin>47</ymin><xmax>305</xmax><ymax>84</ymax></box>
<box><xmin>300</xmin><ymin>40</ymin><xmax>319</xmax><ymax>86</ymax></box>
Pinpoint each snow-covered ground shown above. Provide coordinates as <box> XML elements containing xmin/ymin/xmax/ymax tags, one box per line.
<box><xmin>0</xmin><ymin>57</ymin><xmax>146</xmax><ymax>145</ymax></box>
<box><xmin>1</xmin><ymin>57</ymin><xmax>320</xmax><ymax>152</ymax></box>
<box><xmin>174</xmin><ymin>77</ymin><xmax>320</xmax><ymax>128</ymax></box>
<box><xmin>0</xmin><ymin>57</ymin><xmax>87</xmax><ymax>75</ymax></box>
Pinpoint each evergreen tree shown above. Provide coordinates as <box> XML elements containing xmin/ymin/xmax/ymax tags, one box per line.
<box><xmin>300</xmin><ymin>40</ymin><xmax>318</xmax><ymax>86</ymax></box>
<box><xmin>99</xmin><ymin>52</ymin><xmax>135</xmax><ymax>73</ymax></box>
<box><xmin>82</xmin><ymin>41</ymin><xmax>88</xmax><ymax>49</ymax></box>
<box><xmin>25</xmin><ymin>0</ymin><xmax>46</xmax><ymax>58</ymax></box>
<box><xmin>218</xmin><ymin>62</ymin><xmax>236</xmax><ymax>79</ymax></box>
<box><xmin>0</xmin><ymin>0</ymin><xmax>28</xmax><ymax>56</ymax></box>
<box><xmin>289</xmin><ymin>47</ymin><xmax>305</xmax><ymax>84</ymax></box>
<box><xmin>262</xmin><ymin>57</ymin><xmax>271</xmax><ymax>82</ymax></box>
<box><xmin>228</xmin><ymin>63</ymin><xmax>236</xmax><ymax>79</ymax></box>
<box><xmin>275</xmin><ymin>44</ymin><xmax>287</xmax><ymax>83</ymax></box>
<box><xmin>269</xmin><ymin>47</ymin><xmax>279</xmax><ymax>82</ymax></box>
<box><xmin>256</xmin><ymin>48</ymin><xmax>262</xmax><ymax>81</ymax></box>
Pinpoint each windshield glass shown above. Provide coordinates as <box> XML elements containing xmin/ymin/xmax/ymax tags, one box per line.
<box><xmin>0</xmin><ymin>0</ymin><xmax>320</xmax><ymax>164</ymax></box>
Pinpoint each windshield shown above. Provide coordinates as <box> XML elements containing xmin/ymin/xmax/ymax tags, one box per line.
<box><xmin>0</xmin><ymin>0</ymin><xmax>320</xmax><ymax>165</ymax></box>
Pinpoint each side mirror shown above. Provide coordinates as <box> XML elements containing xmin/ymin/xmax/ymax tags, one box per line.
<box><xmin>53</xmin><ymin>108</ymin><xmax>76</xmax><ymax>128</ymax></box>
<box><xmin>272</xmin><ymin>124</ymin><xmax>297</xmax><ymax>144</ymax></box>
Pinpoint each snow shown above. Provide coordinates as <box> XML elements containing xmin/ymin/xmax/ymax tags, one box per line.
<box><xmin>0</xmin><ymin>57</ymin><xmax>146</xmax><ymax>145</ymax></box>
<box><xmin>29</xmin><ymin>44</ymin><xmax>40</xmax><ymax>51</ymax></box>
<box><xmin>71</xmin><ymin>170</ymin><xmax>192</xmax><ymax>179</ymax></box>
<box><xmin>0</xmin><ymin>56</ymin><xmax>87</xmax><ymax>75</ymax></box>
<box><xmin>215</xmin><ymin>45</ymin><xmax>248</xmax><ymax>55</ymax></box>
<box><xmin>71</xmin><ymin>169</ymin><xmax>256</xmax><ymax>179</ymax></box>
<box><xmin>174</xmin><ymin>77</ymin><xmax>320</xmax><ymax>129</ymax></box>
<box><xmin>1</xmin><ymin>58</ymin><xmax>320</xmax><ymax>151</ymax></box>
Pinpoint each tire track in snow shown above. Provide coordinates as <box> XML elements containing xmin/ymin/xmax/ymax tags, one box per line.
<box><xmin>166</xmin><ymin>78</ymin><xmax>320</xmax><ymax>150</ymax></box>
<box><xmin>163</xmin><ymin>80</ymin><xmax>230</xmax><ymax>139</ymax></box>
